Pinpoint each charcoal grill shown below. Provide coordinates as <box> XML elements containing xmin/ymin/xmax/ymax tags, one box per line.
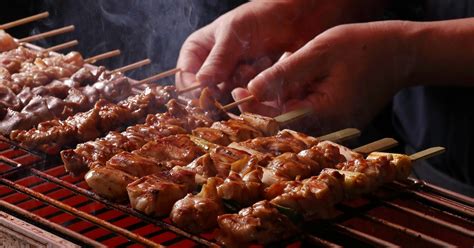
<box><xmin>0</xmin><ymin>136</ymin><xmax>472</xmax><ymax>247</ymax></box>
<box><xmin>0</xmin><ymin>14</ymin><xmax>472</xmax><ymax>248</ymax></box>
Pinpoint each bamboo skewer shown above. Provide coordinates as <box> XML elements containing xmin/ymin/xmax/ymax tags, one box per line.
<box><xmin>274</xmin><ymin>107</ymin><xmax>313</xmax><ymax>126</ymax></box>
<box><xmin>134</xmin><ymin>68</ymin><xmax>181</xmax><ymax>85</ymax></box>
<box><xmin>112</xmin><ymin>58</ymin><xmax>151</xmax><ymax>73</ymax></box>
<box><xmin>222</xmin><ymin>95</ymin><xmax>255</xmax><ymax>111</ymax></box>
<box><xmin>317</xmin><ymin>128</ymin><xmax>361</xmax><ymax>143</ymax></box>
<box><xmin>43</xmin><ymin>40</ymin><xmax>79</xmax><ymax>52</ymax></box>
<box><xmin>177</xmin><ymin>82</ymin><xmax>203</xmax><ymax>94</ymax></box>
<box><xmin>0</xmin><ymin>12</ymin><xmax>49</xmax><ymax>30</ymax></box>
<box><xmin>84</xmin><ymin>49</ymin><xmax>121</xmax><ymax>64</ymax></box>
<box><xmin>409</xmin><ymin>146</ymin><xmax>446</xmax><ymax>162</ymax></box>
<box><xmin>18</xmin><ymin>25</ymin><xmax>75</xmax><ymax>43</ymax></box>
<box><xmin>353</xmin><ymin>138</ymin><xmax>399</xmax><ymax>155</ymax></box>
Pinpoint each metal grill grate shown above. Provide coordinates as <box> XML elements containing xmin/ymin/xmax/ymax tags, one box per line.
<box><xmin>0</xmin><ymin>138</ymin><xmax>472</xmax><ymax>247</ymax></box>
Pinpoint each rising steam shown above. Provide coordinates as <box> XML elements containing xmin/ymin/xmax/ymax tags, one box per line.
<box><xmin>31</xmin><ymin>0</ymin><xmax>244</xmax><ymax>82</ymax></box>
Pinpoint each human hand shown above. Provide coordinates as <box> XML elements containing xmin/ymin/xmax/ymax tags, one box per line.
<box><xmin>232</xmin><ymin>21</ymin><xmax>416</xmax><ymax>132</ymax></box>
<box><xmin>175</xmin><ymin>0</ymin><xmax>371</xmax><ymax>100</ymax></box>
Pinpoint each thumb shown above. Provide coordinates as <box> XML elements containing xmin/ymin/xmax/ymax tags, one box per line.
<box><xmin>247</xmin><ymin>44</ymin><xmax>327</xmax><ymax>102</ymax></box>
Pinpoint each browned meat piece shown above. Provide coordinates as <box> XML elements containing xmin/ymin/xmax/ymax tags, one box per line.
<box><xmin>67</xmin><ymin>66</ymin><xmax>105</xmax><ymax>87</ymax></box>
<box><xmin>192</xmin><ymin>127</ymin><xmax>231</xmax><ymax>146</ymax></box>
<box><xmin>10</xmin><ymin>119</ymin><xmax>76</xmax><ymax>153</ymax></box>
<box><xmin>369</xmin><ymin>152</ymin><xmax>412</xmax><ymax>180</ymax></box>
<box><xmin>171</xmin><ymin>177</ymin><xmax>224</xmax><ymax>233</ymax></box>
<box><xmin>0</xmin><ymin>67</ymin><xmax>10</xmax><ymax>80</ymax></box>
<box><xmin>0</xmin><ymin>102</ymin><xmax>6</xmax><ymax>120</ymax></box>
<box><xmin>106</xmin><ymin>152</ymin><xmax>168</xmax><ymax>177</ymax></box>
<box><xmin>0</xmin><ymin>109</ymin><xmax>31</xmax><ymax>135</ymax></box>
<box><xmin>0</xmin><ymin>55</ymin><xmax>21</xmax><ymax>73</ymax></box>
<box><xmin>198</xmin><ymin>87</ymin><xmax>228</xmax><ymax>120</ymax></box>
<box><xmin>127</xmin><ymin>173</ymin><xmax>191</xmax><ymax>216</ymax></box>
<box><xmin>336</xmin><ymin>156</ymin><xmax>395</xmax><ymax>190</ymax></box>
<box><xmin>298</xmin><ymin>143</ymin><xmax>348</xmax><ymax>168</ymax></box>
<box><xmin>20</xmin><ymin>96</ymin><xmax>55</xmax><ymax>123</ymax></box>
<box><xmin>96</xmin><ymin>100</ymin><xmax>134</xmax><ymax>132</ymax></box>
<box><xmin>217</xmin><ymin>200</ymin><xmax>298</xmax><ymax>246</ymax></box>
<box><xmin>85</xmin><ymin>151</ymin><xmax>168</xmax><ymax>200</ymax></box>
<box><xmin>33</xmin><ymin>80</ymin><xmax>70</xmax><ymax>99</ymax></box>
<box><xmin>239</xmin><ymin>112</ymin><xmax>279</xmax><ymax>136</ymax></box>
<box><xmin>64</xmin><ymin>87</ymin><xmax>99</xmax><ymax>112</ymax></box>
<box><xmin>211</xmin><ymin>119</ymin><xmax>262</xmax><ymax>142</ymax></box>
<box><xmin>12</xmin><ymin>86</ymin><xmax>173</xmax><ymax>152</ymax></box>
<box><xmin>17</xmin><ymin>87</ymin><xmax>34</xmax><ymax>106</ymax></box>
<box><xmin>10</xmin><ymin>69</ymin><xmax>50</xmax><ymax>93</ymax></box>
<box><xmin>209</xmin><ymin>146</ymin><xmax>251</xmax><ymax>177</ymax></box>
<box><xmin>0</xmin><ymin>46</ymin><xmax>41</xmax><ymax>73</ymax></box>
<box><xmin>217</xmin><ymin>169</ymin><xmax>263</xmax><ymax>207</ymax></box>
<box><xmin>61</xmin><ymin>97</ymin><xmax>211</xmax><ymax>175</ymax></box>
<box><xmin>42</xmin><ymin>51</ymin><xmax>84</xmax><ymax>69</ymax></box>
<box><xmin>229</xmin><ymin>129</ymin><xmax>319</xmax><ymax>156</ymax></box>
<box><xmin>0</xmin><ymin>85</ymin><xmax>21</xmax><ymax>110</ymax></box>
<box><xmin>270</xmin><ymin>169</ymin><xmax>345</xmax><ymax>220</ymax></box>
<box><xmin>261</xmin><ymin>143</ymin><xmax>349</xmax><ymax>186</ymax></box>
<box><xmin>85</xmin><ymin>166</ymin><xmax>138</xmax><ymax>201</ymax></box>
<box><xmin>0</xmin><ymin>30</ymin><xmax>18</xmax><ymax>52</ymax></box>
<box><xmin>133</xmin><ymin>135</ymin><xmax>204</xmax><ymax>167</ymax></box>
<box><xmin>147</xmin><ymin>99</ymin><xmax>215</xmax><ymax>131</ymax></box>
<box><xmin>45</xmin><ymin>96</ymin><xmax>75</xmax><ymax>119</ymax></box>
<box><xmin>261</xmin><ymin>153</ymin><xmax>319</xmax><ymax>186</ymax></box>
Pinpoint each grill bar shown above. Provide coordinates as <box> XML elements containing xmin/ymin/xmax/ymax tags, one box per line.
<box><xmin>304</xmin><ymin>234</ymin><xmax>343</xmax><ymax>248</ymax></box>
<box><xmin>0</xmin><ymin>200</ymin><xmax>104</xmax><ymax>247</ymax></box>
<box><xmin>382</xmin><ymin>201</ymin><xmax>473</xmax><ymax>237</ymax></box>
<box><xmin>332</xmin><ymin>223</ymin><xmax>397</xmax><ymax>247</ymax></box>
<box><xmin>389</xmin><ymin>181</ymin><xmax>474</xmax><ymax>218</ymax></box>
<box><xmin>414</xmin><ymin>179</ymin><xmax>474</xmax><ymax>207</ymax></box>
<box><xmin>361</xmin><ymin>214</ymin><xmax>454</xmax><ymax>247</ymax></box>
<box><xmin>0</xmin><ymin>177</ymin><xmax>162</xmax><ymax>247</ymax></box>
<box><xmin>29</xmin><ymin>167</ymin><xmax>218</xmax><ymax>247</ymax></box>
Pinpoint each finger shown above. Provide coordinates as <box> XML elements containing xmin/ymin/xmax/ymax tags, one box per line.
<box><xmin>247</xmin><ymin>41</ymin><xmax>328</xmax><ymax>101</ymax></box>
<box><xmin>176</xmin><ymin>25</ymin><xmax>214</xmax><ymax>91</ymax></box>
<box><xmin>282</xmin><ymin>90</ymin><xmax>353</xmax><ymax>133</ymax></box>
<box><xmin>231</xmin><ymin>87</ymin><xmax>280</xmax><ymax>117</ymax></box>
<box><xmin>196</xmin><ymin>29</ymin><xmax>244</xmax><ymax>87</ymax></box>
<box><xmin>278</xmin><ymin>51</ymin><xmax>292</xmax><ymax>61</ymax></box>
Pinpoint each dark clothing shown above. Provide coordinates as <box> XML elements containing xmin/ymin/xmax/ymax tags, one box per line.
<box><xmin>393</xmin><ymin>87</ymin><xmax>474</xmax><ymax>196</ymax></box>
<box><xmin>393</xmin><ymin>0</ymin><xmax>474</xmax><ymax>196</ymax></box>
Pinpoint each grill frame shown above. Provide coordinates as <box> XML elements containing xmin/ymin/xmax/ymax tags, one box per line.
<box><xmin>0</xmin><ymin>39</ymin><xmax>472</xmax><ymax>247</ymax></box>
<box><xmin>0</xmin><ymin>137</ymin><xmax>472</xmax><ymax>247</ymax></box>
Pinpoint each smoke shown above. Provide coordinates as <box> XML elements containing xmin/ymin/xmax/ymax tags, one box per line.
<box><xmin>31</xmin><ymin>0</ymin><xmax>245</xmax><ymax>83</ymax></box>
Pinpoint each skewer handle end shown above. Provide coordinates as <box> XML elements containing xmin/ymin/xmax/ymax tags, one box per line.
<box><xmin>409</xmin><ymin>146</ymin><xmax>446</xmax><ymax>162</ymax></box>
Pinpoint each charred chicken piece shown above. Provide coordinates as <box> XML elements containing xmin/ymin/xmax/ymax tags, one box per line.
<box><xmin>217</xmin><ymin>166</ymin><xmax>263</xmax><ymax>207</ymax></box>
<box><xmin>132</xmin><ymin>134</ymin><xmax>205</xmax><ymax>167</ymax></box>
<box><xmin>210</xmin><ymin>119</ymin><xmax>263</xmax><ymax>143</ymax></box>
<box><xmin>192</xmin><ymin>127</ymin><xmax>232</xmax><ymax>146</ymax></box>
<box><xmin>12</xmin><ymin>86</ymin><xmax>173</xmax><ymax>153</ymax></box>
<box><xmin>171</xmin><ymin>177</ymin><xmax>224</xmax><ymax>233</ymax></box>
<box><xmin>85</xmin><ymin>152</ymin><xmax>167</xmax><ymax>201</ymax></box>
<box><xmin>217</xmin><ymin>200</ymin><xmax>298</xmax><ymax>246</ymax></box>
<box><xmin>127</xmin><ymin>169</ymin><xmax>196</xmax><ymax>216</ymax></box>
<box><xmin>269</xmin><ymin>169</ymin><xmax>345</xmax><ymax>220</ymax></box>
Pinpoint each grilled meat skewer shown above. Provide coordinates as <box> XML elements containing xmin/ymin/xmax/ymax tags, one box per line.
<box><xmin>61</xmin><ymin>88</ymin><xmax>223</xmax><ymax>175</ymax></box>
<box><xmin>218</xmin><ymin>152</ymin><xmax>414</xmax><ymax>245</ymax></box>
<box><xmin>11</xmin><ymin>85</ymin><xmax>176</xmax><ymax>153</ymax></box>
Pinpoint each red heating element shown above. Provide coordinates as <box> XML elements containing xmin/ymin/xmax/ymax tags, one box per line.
<box><xmin>0</xmin><ymin>139</ymin><xmax>472</xmax><ymax>247</ymax></box>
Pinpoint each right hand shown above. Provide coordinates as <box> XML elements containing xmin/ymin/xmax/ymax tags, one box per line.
<box><xmin>175</xmin><ymin>0</ymin><xmax>361</xmax><ymax>100</ymax></box>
